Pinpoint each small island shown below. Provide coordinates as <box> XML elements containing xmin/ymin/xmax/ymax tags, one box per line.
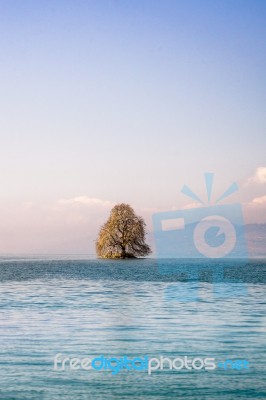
<box><xmin>96</xmin><ymin>203</ymin><xmax>151</xmax><ymax>259</ymax></box>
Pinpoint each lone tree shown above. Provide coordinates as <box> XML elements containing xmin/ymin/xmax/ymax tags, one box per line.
<box><xmin>96</xmin><ymin>203</ymin><xmax>151</xmax><ymax>259</ymax></box>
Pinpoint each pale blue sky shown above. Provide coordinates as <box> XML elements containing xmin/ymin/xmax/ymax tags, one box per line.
<box><xmin>0</xmin><ymin>0</ymin><xmax>265</xmax><ymax>252</ymax></box>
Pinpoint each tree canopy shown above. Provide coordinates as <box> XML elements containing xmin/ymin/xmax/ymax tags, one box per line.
<box><xmin>96</xmin><ymin>203</ymin><xmax>151</xmax><ymax>259</ymax></box>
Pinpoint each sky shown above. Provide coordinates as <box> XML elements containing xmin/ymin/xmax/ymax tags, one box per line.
<box><xmin>0</xmin><ymin>0</ymin><xmax>265</xmax><ymax>254</ymax></box>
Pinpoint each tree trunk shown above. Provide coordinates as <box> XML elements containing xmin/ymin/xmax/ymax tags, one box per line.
<box><xmin>121</xmin><ymin>246</ymin><xmax>126</xmax><ymax>258</ymax></box>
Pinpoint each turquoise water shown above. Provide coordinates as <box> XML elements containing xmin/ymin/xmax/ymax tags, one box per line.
<box><xmin>0</xmin><ymin>258</ymin><xmax>265</xmax><ymax>399</ymax></box>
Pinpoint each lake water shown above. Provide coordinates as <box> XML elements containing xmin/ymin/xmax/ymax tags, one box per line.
<box><xmin>0</xmin><ymin>258</ymin><xmax>265</xmax><ymax>399</ymax></box>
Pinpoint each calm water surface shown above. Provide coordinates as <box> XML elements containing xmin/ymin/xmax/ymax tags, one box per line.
<box><xmin>0</xmin><ymin>258</ymin><xmax>265</xmax><ymax>399</ymax></box>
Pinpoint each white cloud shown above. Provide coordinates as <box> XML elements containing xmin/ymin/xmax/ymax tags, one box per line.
<box><xmin>243</xmin><ymin>195</ymin><xmax>266</xmax><ymax>223</ymax></box>
<box><xmin>252</xmin><ymin>195</ymin><xmax>266</xmax><ymax>205</ymax></box>
<box><xmin>0</xmin><ymin>196</ymin><xmax>116</xmax><ymax>253</ymax></box>
<box><xmin>58</xmin><ymin>196</ymin><xmax>113</xmax><ymax>207</ymax></box>
<box><xmin>256</xmin><ymin>167</ymin><xmax>266</xmax><ymax>183</ymax></box>
<box><xmin>182</xmin><ymin>202</ymin><xmax>201</xmax><ymax>210</ymax></box>
<box><xmin>246</xmin><ymin>167</ymin><xmax>266</xmax><ymax>185</ymax></box>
